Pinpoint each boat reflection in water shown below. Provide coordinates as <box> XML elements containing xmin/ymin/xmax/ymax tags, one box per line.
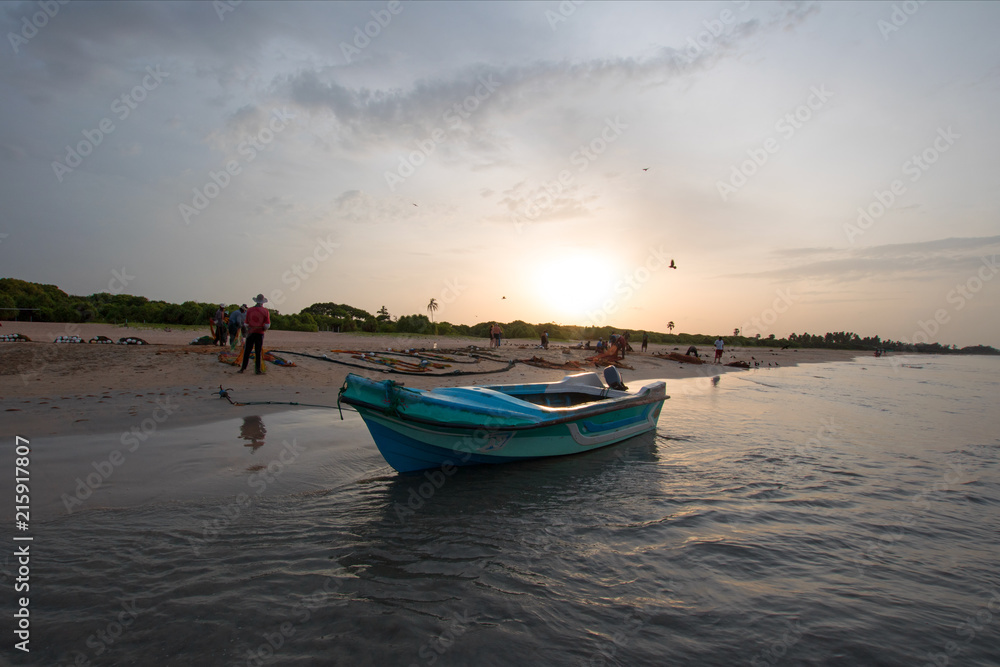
<box><xmin>338</xmin><ymin>429</ymin><xmax>665</xmax><ymax>583</ymax></box>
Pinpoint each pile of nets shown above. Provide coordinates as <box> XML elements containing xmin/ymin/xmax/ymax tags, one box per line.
<box><xmin>89</xmin><ymin>336</ymin><xmax>115</xmax><ymax>344</ymax></box>
<box><xmin>54</xmin><ymin>335</ymin><xmax>85</xmax><ymax>343</ymax></box>
<box><xmin>118</xmin><ymin>336</ymin><xmax>148</xmax><ymax>345</ymax></box>
<box><xmin>0</xmin><ymin>333</ymin><xmax>30</xmax><ymax>342</ymax></box>
<box><xmin>585</xmin><ymin>346</ymin><xmax>633</xmax><ymax>369</ymax></box>
<box><xmin>655</xmin><ymin>352</ymin><xmax>704</xmax><ymax>365</ymax></box>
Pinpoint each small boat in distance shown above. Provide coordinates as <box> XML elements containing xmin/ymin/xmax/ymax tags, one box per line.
<box><xmin>338</xmin><ymin>368</ymin><xmax>669</xmax><ymax>473</ymax></box>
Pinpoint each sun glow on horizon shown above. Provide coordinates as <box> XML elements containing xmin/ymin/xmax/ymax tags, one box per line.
<box><xmin>532</xmin><ymin>252</ymin><xmax>624</xmax><ymax>325</ymax></box>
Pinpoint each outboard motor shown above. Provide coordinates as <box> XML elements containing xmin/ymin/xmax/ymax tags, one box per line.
<box><xmin>603</xmin><ymin>365</ymin><xmax>628</xmax><ymax>391</ymax></box>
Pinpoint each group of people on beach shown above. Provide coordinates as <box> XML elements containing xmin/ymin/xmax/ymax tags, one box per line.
<box><xmin>488</xmin><ymin>326</ymin><xmax>729</xmax><ymax>363</ymax></box>
<box><xmin>213</xmin><ymin>294</ymin><xmax>271</xmax><ymax>374</ymax></box>
<box><xmin>212</xmin><ymin>304</ymin><xmax>246</xmax><ymax>349</ymax></box>
<box><xmin>590</xmin><ymin>331</ymin><xmax>633</xmax><ymax>360</ymax></box>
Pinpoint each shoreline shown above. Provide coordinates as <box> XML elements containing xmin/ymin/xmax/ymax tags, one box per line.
<box><xmin>2</xmin><ymin>321</ymin><xmax>865</xmax><ymax>436</ymax></box>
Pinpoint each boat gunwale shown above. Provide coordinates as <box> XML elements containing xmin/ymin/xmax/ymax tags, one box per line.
<box><xmin>349</xmin><ymin>396</ymin><xmax>667</xmax><ymax>434</ymax></box>
<box><xmin>341</xmin><ymin>377</ymin><xmax>669</xmax><ymax>432</ymax></box>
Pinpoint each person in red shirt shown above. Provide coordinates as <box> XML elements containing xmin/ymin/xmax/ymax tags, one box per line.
<box><xmin>239</xmin><ymin>294</ymin><xmax>271</xmax><ymax>375</ymax></box>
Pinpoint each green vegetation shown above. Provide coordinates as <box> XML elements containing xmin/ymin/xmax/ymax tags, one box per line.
<box><xmin>1</xmin><ymin>278</ymin><xmax>997</xmax><ymax>354</ymax></box>
<box><xmin>0</xmin><ymin>278</ymin><xmax>318</xmax><ymax>332</ymax></box>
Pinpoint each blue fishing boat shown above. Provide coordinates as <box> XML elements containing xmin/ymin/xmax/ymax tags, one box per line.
<box><xmin>338</xmin><ymin>368</ymin><xmax>668</xmax><ymax>473</ymax></box>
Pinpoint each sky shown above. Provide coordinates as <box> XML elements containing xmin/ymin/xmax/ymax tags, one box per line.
<box><xmin>1</xmin><ymin>0</ymin><xmax>999</xmax><ymax>347</ymax></box>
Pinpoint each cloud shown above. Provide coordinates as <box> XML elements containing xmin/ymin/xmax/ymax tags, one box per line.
<box><xmin>205</xmin><ymin>104</ymin><xmax>284</xmax><ymax>151</ymax></box>
<box><xmin>490</xmin><ymin>178</ymin><xmax>597</xmax><ymax>226</ymax></box>
<box><xmin>319</xmin><ymin>189</ymin><xmax>417</xmax><ymax>227</ymax></box>
<box><xmin>0</xmin><ymin>143</ymin><xmax>26</xmax><ymax>160</ymax></box>
<box><xmin>268</xmin><ymin>1</ymin><xmax>821</xmax><ymax>156</ymax></box>
<box><xmin>781</xmin><ymin>1</ymin><xmax>821</xmax><ymax>32</ymax></box>
<box><xmin>273</xmin><ymin>66</ymin><xmax>508</xmax><ymax>155</ymax></box>
<box><xmin>733</xmin><ymin>236</ymin><xmax>1000</xmax><ymax>283</ymax></box>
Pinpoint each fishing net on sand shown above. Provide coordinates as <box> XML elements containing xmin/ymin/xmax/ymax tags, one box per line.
<box><xmin>655</xmin><ymin>351</ymin><xmax>704</xmax><ymax>365</ymax></box>
<box><xmin>585</xmin><ymin>345</ymin><xmax>629</xmax><ymax>368</ymax></box>
<box><xmin>218</xmin><ymin>349</ymin><xmax>297</xmax><ymax>371</ymax></box>
<box><xmin>517</xmin><ymin>356</ymin><xmax>585</xmax><ymax>371</ymax></box>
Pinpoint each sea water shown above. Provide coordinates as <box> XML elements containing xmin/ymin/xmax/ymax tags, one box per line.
<box><xmin>3</xmin><ymin>354</ymin><xmax>999</xmax><ymax>666</ymax></box>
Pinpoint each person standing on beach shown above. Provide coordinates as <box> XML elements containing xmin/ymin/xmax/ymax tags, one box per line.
<box><xmin>239</xmin><ymin>294</ymin><xmax>270</xmax><ymax>375</ymax></box>
<box><xmin>714</xmin><ymin>336</ymin><xmax>725</xmax><ymax>363</ymax></box>
<box><xmin>213</xmin><ymin>304</ymin><xmax>227</xmax><ymax>346</ymax></box>
<box><xmin>641</xmin><ymin>332</ymin><xmax>648</xmax><ymax>353</ymax></box>
<box><xmin>228</xmin><ymin>304</ymin><xmax>247</xmax><ymax>350</ymax></box>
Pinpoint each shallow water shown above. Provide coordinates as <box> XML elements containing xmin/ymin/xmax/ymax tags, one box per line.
<box><xmin>3</xmin><ymin>354</ymin><xmax>999</xmax><ymax>666</ymax></box>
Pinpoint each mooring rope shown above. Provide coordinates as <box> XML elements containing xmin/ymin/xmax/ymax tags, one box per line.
<box><xmin>218</xmin><ymin>384</ymin><xmax>355</xmax><ymax>412</ymax></box>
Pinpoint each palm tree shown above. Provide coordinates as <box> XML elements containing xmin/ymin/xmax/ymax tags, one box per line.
<box><xmin>667</xmin><ymin>321</ymin><xmax>675</xmax><ymax>333</ymax></box>
<box><xmin>427</xmin><ymin>298</ymin><xmax>437</xmax><ymax>332</ymax></box>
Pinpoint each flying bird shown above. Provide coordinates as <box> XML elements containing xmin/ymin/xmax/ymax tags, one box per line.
<box><xmin>669</xmin><ymin>259</ymin><xmax>677</xmax><ymax>269</ymax></box>
<box><xmin>642</xmin><ymin>168</ymin><xmax>649</xmax><ymax>172</ymax></box>
<box><xmin>502</xmin><ymin>296</ymin><xmax>506</xmax><ymax>299</ymax></box>
<box><xmin>412</xmin><ymin>203</ymin><xmax>418</xmax><ymax>207</ymax></box>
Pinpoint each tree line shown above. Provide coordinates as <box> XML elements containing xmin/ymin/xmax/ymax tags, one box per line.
<box><xmin>0</xmin><ymin>279</ymin><xmax>321</xmax><ymax>331</ymax></box>
<box><xmin>1</xmin><ymin>279</ymin><xmax>996</xmax><ymax>354</ymax></box>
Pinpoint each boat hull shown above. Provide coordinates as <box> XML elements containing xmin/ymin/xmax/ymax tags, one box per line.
<box><xmin>341</xmin><ymin>373</ymin><xmax>667</xmax><ymax>473</ymax></box>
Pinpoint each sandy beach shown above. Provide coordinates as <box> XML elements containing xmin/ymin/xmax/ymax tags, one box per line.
<box><xmin>0</xmin><ymin>321</ymin><xmax>863</xmax><ymax>437</ymax></box>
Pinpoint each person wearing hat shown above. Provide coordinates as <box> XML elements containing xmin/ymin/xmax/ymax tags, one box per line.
<box><xmin>213</xmin><ymin>303</ymin><xmax>228</xmax><ymax>346</ymax></box>
<box><xmin>239</xmin><ymin>294</ymin><xmax>271</xmax><ymax>375</ymax></box>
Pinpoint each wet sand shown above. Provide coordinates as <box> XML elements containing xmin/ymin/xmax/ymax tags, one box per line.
<box><xmin>0</xmin><ymin>321</ymin><xmax>862</xmax><ymax>436</ymax></box>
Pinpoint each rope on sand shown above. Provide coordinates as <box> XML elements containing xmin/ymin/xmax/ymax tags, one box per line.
<box><xmin>216</xmin><ymin>385</ymin><xmax>344</xmax><ymax>410</ymax></box>
<box><xmin>331</xmin><ymin>348</ymin><xmax>484</xmax><ymax>365</ymax></box>
<box><xmin>269</xmin><ymin>349</ymin><xmax>518</xmax><ymax>377</ymax></box>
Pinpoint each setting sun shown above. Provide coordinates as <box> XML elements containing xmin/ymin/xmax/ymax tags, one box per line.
<box><xmin>533</xmin><ymin>252</ymin><xmax>624</xmax><ymax>325</ymax></box>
